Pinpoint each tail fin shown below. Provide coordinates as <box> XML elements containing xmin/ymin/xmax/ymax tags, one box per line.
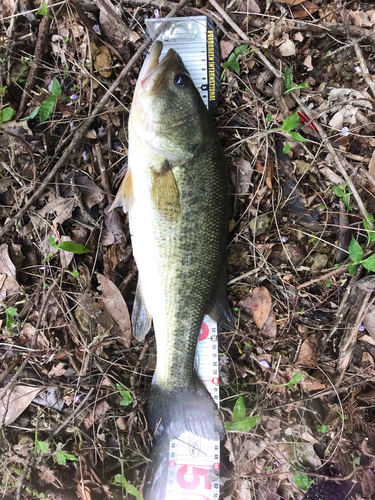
<box><xmin>147</xmin><ymin>374</ymin><xmax>224</xmax><ymax>441</ymax></box>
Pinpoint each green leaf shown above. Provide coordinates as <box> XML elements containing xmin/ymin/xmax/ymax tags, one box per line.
<box><xmin>225</xmin><ymin>416</ymin><xmax>259</xmax><ymax>432</ymax></box>
<box><xmin>229</xmin><ymin>61</ymin><xmax>240</xmax><ymax>74</ymax></box>
<box><xmin>39</xmin><ymin>95</ymin><xmax>57</xmax><ymax>122</ymax></box>
<box><xmin>288</xmin><ymin>373</ymin><xmax>304</xmax><ymax>385</ymax></box>
<box><xmin>56</xmin><ymin>241</ymin><xmax>90</xmax><ymax>254</ymax></box>
<box><xmin>283</xmin><ymin>144</ymin><xmax>291</xmax><ymax>154</ymax></box>
<box><xmin>284</xmin><ymin>67</ymin><xmax>293</xmax><ymax>90</ymax></box>
<box><xmin>284</xmin><ymin>82</ymin><xmax>309</xmax><ymax>94</ymax></box>
<box><xmin>36</xmin><ymin>440</ymin><xmax>49</xmax><ymax>454</ymax></box>
<box><xmin>325</xmin><ymin>281</ymin><xmax>331</xmax><ymax>287</ymax></box>
<box><xmin>20</xmin><ymin>106</ymin><xmax>40</xmax><ymax>121</ymax></box>
<box><xmin>316</xmin><ymin>424</ymin><xmax>329</xmax><ymax>433</ymax></box>
<box><xmin>37</xmin><ymin>1</ymin><xmax>49</xmax><ymax>16</ymax></box>
<box><xmin>51</xmin><ymin>78</ymin><xmax>61</xmax><ymax>96</ymax></box>
<box><xmin>6</xmin><ymin>306</ymin><xmax>18</xmax><ymax>317</ymax></box>
<box><xmin>266</xmin><ymin>114</ymin><xmax>273</xmax><ymax>122</ymax></box>
<box><xmin>332</xmin><ymin>185</ymin><xmax>344</xmax><ymax>198</ymax></box>
<box><xmin>289</xmin><ymin>131</ymin><xmax>308</xmax><ymax>142</ymax></box>
<box><xmin>0</xmin><ymin>106</ymin><xmax>15</xmax><ymax>124</ymax></box>
<box><xmin>56</xmin><ymin>450</ymin><xmax>79</xmax><ymax>465</ymax></box>
<box><xmin>113</xmin><ymin>474</ymin><xmax>144</xmax><ymax>500</ymax></box>
<box><xmin>362</xmin><ymin>254</ymin><xmax>375</xmax><ymax>272</ymax></box>
<box><xmin>347</xmin><ymin>263</ymin><xmax>357</xmax><ymax>276</ymax></box>
<box><xmin>49</xmin><ymin>235</ymin><xmax>57</xmax><ymax>247</ymax></box>
<box><xmin>348</xmin><ymin>236</ymin><xmax>363</xmax><ymax>264</ymax></box>
<box><xmin>319</xmin><ymin>205</ymin><xmax>326</xmax><ymax>210</ymax></box>
<box><xmin>233</xmin><ymin>396</ymin><xmax>246</xmax><ymax>422</ymax></box>
<box><xmin>281</xmin><ymin>111</ymin><xmax>300</xmax><ymax>132</ymax></box>
<box><xmin>293</xmin><ymin>473</ymin><xmax>314</xmax><ymax>491</ymax></box>
<box><xmin>234</xmin><ymin>44</ymin><xmax>248</xmax><ymax>56</ymax></box>
<box><xmin>116</xmin><ymin>384</ymin><xmax>133</xmax><ymax>406</ymax></box>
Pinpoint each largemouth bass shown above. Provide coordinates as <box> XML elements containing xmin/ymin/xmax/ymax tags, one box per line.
<box><xmin>112</xmin><ymin>40</ymin><xmax>232</xmax><ymax>442</ymax></box>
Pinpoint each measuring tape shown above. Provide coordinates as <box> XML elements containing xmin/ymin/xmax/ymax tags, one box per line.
<box><xmin>165</xmin><ymin>316</ymin><xmax>220</xmax><ymax>500</ymax></box>
<box><xmin>145</xmin><ymin>16</ymin><xmax>220</xmax><ymax>114</ymax></box>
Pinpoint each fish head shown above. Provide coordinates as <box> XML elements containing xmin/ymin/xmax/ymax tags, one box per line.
<box><xmin>131</xmin><ymin>41</ymin><xmax>206</xmax><ymax>161</ymax></box>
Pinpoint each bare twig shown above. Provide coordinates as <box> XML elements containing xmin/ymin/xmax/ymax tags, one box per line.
<box><xmin>16</xmin><ymin>0</ymin><xmax>52</xmax><ymax>119</ymax></box>
<box><xmin>354</xmin><ymin>42</ymin><xmax>375</xmax><ymax>99</ymax></box>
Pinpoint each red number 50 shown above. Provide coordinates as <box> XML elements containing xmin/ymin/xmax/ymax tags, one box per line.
<box><xmin>177</xmin><ymin>465</ymin><xmax>211</xmax><ymax>490</ymax></box>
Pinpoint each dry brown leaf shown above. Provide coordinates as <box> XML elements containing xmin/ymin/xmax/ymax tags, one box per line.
<box><xmin>291</xmin><ymin>0</ymin><xmax>319</xmax><ymax>18</ymax></box>
<box><xmin>369</xmin><ymin>149</ymin><xmax>375</xmax><ymax>179</ymax></box>
<box><xmin>220</xmin><ymin>40</ymin><xmax>234</xmax><ymax>60</ymax></box>
<box><xmin>38</xmin><ymin>467</ymin><xmax>58</xmax><ymax>485</ymax></box>
<box><xmin>277</xmin><ymin>36</ymin><xmax>296</xmax><ymax>57</ymax></box>
<box><xmin>97</xmin><ymin>273</ymin><xmax>132</xmax><ymax>347</ymax></box>
<box><xmin>303</xmin><ymin>54</ymin><xmax>313</xmax><ymax>71</ymax></box>
<box><xmin>363</xmin><ymin>306</ymin><xmax>375</xmax><ymax>340</ymax></box>
<box><xmin>266</xmin><ymin>161</ymin><xmax>274</xmax><ymax>193</ymax></box>
<box><xmin>349</xmin><ymin>9</ymin><xmax>375</xmax><ymax>28</ymax></box>
<box><xmin>261</xmin><ymin>313</ymin><xmax>277</xmax><ymax>338</ymax></box>
<box><xmin>94</xmin><ymin>46</ymin><xmax>112</xmax><ymax>77</ymax></box>
<box><xmin>0</xmin><ymin>385</ymin><xmax>42</xmax><ymax>425</ymax></box>
<box><xmin>59</xmin><ymin>236</ymin><xmax>74</xmax><ymax>269</ymax></box>
<box><xmin>0</xmin><ymin>243</ymin><xmax>20</xmax><ymax>302</ymax></box>
<box><xmin>296</xmin><ymin>334</ymin><xmax>320</xmax><ymax>366</ymax></box>
<box><xmin>275</xmin><ymin>0</ymin><xmax>305</xmax><ymax>4</ymax></box>
<box><xmin>84</xmin><ymin>400</ymin><xmax>110</xmax><ymax>428</ymax></box>
<box><xmin>48</xmin><ymin>363</ymin><xmax>66</xmax><ymax>378</ymax></box>
<box><xmin>362</xmin><ymin>468</ymin><xmax>375</xmax><ymax>498</ymax></box>
<box><xmin>251</xmin><ymin>287</ymin><xmax>272</xmax><ymax>329</ymax></box>
<box><xmin>37</xmin><ymin>197</ymin><xmax>77</xmax><ymax>227</ymax></box>
<box><xmin>22</xmin><ymin>323</ymin><xmax>49</xmax><ymax>350</ymax></box>
<box><xmin>234</xmin><ymin>158</ymin><xmax>253</xmax><ymax>194</ymax></box>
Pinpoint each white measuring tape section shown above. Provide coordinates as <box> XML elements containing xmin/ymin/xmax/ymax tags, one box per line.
<box><xmin>165</xmin><ymin>316</ymin><xmax>221</xmax><ymax>500</ymax></box>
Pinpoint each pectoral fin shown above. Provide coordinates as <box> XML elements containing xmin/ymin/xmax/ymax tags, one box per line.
<box><xmin>109</xmin><ymin>168</ymin><xmax>133</xmax><ymax>213</ymax></box>
<box><xmin>132</xmin><ymin>279</ymin><xmax>152</xmax><ymax>341</ymax></box>
<box><xmin>207</xmin><ymin>273</ymin><xmax>233</xmax><ymax>328</ymax></box>
<box><xmin>151</xmin><ymin>164</ymin><xmax>180</xmax><ymax>221</ymax></box>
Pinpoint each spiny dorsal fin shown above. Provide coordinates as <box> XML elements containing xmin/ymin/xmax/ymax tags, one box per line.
<box><xmin>109</xmin><ymin>169</ymin><xmax>133</xmax><ymax>213</ymax></box>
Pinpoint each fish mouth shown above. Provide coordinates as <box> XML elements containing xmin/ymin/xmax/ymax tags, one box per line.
<box><xmin>140</xmin><ymin>41</ymin><xmax>179</xmax><ymax>93</ymax></box>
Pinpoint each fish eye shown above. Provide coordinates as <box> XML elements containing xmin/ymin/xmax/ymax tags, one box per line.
<box><xmin>174</xmin><ymin>73</ymin><xmax>190</xmax><ymax>87</ymax></box>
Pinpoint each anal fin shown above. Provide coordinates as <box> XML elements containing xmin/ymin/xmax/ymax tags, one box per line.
<box><xmin>132</xmin><ymin>279</ymin><xmax>152</xmax><ymax>341</ymax></box>
<box><xmin>109</xmin><ymin>168</ymin><xmax>133</xmax><ymax>213</ymax></box>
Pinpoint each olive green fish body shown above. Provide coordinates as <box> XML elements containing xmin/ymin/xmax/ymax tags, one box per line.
<box><xmin>113</xmin><ymin>41</ymin><xmax>232</xmax><ymax>441</ymax></box>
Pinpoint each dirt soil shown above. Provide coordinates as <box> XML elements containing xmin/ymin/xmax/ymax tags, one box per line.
<box><xmin>1</xmin><ymin>0</ymin><xmax>375</xmax><ymax>498</ymax></box>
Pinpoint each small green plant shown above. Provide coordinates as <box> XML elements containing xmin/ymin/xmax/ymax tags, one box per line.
<box><xmin>349</xmin><ymin>456</ymin><xmax>360</xmax><ymax>465</ymax></box>
<box><xmin>0</xmin><ymin>86</ymin><xmax>8</xmax><ymax>97</ymax></box>
<box><xmin>35</xmin><ymin>430</ymin><xmax>49</xmax><ymax>457</ymax></box>
<box><xmin>332</xmin><ymin>183</ymin><xmax>353</xmax><ymax>211</ymax></box>
<box><xmin>284</xmin><ymin>68</ymin><xmax>309</xmax><ymax>94</ymax></box>
<box><xmin>113</xmin><ymin>474</ymin><xmax>144</xmax><ymax>500</ymax></box>
<box><xmin>221</xmin><ymin>44</ymin><xmax>249</xmax><ymax>79</ymax></box>
<box><xmin>116</xmin><ymin>384</ymin><xmax>133</xmax><ymax>406</ymax></box>
<box><xmin>5</xmin><ymin>306</ymin><xmax>18</xmax><ymax>333</ymax></box>
<box><xmin>273</xmin><ymin>372</ymin><xmax>305</xmax><ymax>392</ymax></box>
<box><xmin>283</xmin><ymin>143</ymin><xmax>291</xmax><ymax>154</ymax></box>
<box><xmin>347</xmin><ymin>236</ymin><xmax>375</xmax><ymax>276</ymax></box>
<box><xmin>293</xmin><ymin>473</ymin><xmax>314</xmax><ymax>491</ymax></box>
<box><xmin>25</xmin><ymin>487</ymin><xmax>46</xmax><ymax>499</ymax></box>
<box><xmin>0</xmin><ymin>106</ymin><xmax>15</xmax><ymax>125</ymax></box>
<box><xmin>325</xmin><ymin>281</ymin><xmax>331</xmax><ymax>288</ymax></box>
<box><xmin>44</xmin><ymin>235</ymin><xmax>89</xmax><ymax>262</ymax></box>
<box><xmin>316</xmin><ymin>424</ymin><xmax>329</xmax><ymax>433</ymax></box>
<box><xmin>65</xmin><ymin>269</ymin><xmax>79</xmax><ymax>278</ymax></box>
<box><xmin>225</xmin><ymin>396</ymin><xmax>261</xmax><ymax>431</ymax></box>
<box><xmin>21</xmin><ymin>78</ymin><xmax>62</xmax><ymax>123</ymax></box>
<box><xmin>56</xmin><ymin>449</ymin><xmax>79</xmax><ymax>465</ymax></box>
<box><xmin>37</xmin><ymin>1</ymin><xmax>52</xmax><ymax>18</ymax></box>
<box><xmin>363</xmin><ymin>211</ymin><xmax>375</xmax><ymax>243</ymax></box>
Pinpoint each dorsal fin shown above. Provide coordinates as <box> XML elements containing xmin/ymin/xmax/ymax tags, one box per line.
<box><xmin>109</xmin><ymin>169</ymin><xmax>133</xmax><ymax>213</ymax></box>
